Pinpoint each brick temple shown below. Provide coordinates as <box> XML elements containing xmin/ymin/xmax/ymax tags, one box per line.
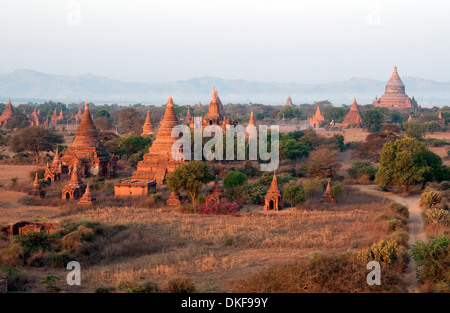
<box><xmin>130</xmin><ymin>97</ymin><xmax>184</xmax><ymax>184</ymax></box>
<box><xmin>29</xmin><ymin>107</ymin><xmax>40</xmax><ymax>126</ymax></box>
<box><xmin>342</xmin><ymin>98</ymin><xmax>363</xmax><ymax>128</ymax></box>
<box><xmin>285</xmin><ymin>95</ymin><xmax>293</xmax><ymax>107</ymax></box>
<box><xmin>372</xmin><ymin>67</ymin><xmax>418</xmax><ymax>111</ymax></box>
<box><xmin>264</xmin><ymin>173</ymin><xmax>282</xmax><ymax>211</ymax></box>
<box><xmin>141</xmin><ymin>110</ymin><xmax>154</xmax><ymax>136</ymax></box>
<box><xmin>308</xmin><ymin>105</ymin><xmax>325</xmax><ymax>128</ymax></box>
<box><xmin>193</xmin><ymin>87</ymin><xmax>231</xmax><ymax>130</ymax></box>
<box><xmin>61</xmin><ymin>102</ymin><xmax>115</xmax><ymax>177</ymax></box>
<box><xmin>0</xmin><ymin>99</ymin><xmax>13</xmax><ymax>127</ymax></box>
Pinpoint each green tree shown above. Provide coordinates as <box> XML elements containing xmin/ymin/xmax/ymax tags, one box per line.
<box><xmin>331</xmin><ymin>183</ymin><xmax>345</xmax><ymax>199</ymax></box>
<box><xmin>363</xmin><ymin>110</ymin><xmax>383</xmax><ymax>133</ymax></box>
<box><xmin>425</xmin><ymin>121</ymin><xmax>441</xmax><ymax>134</ymax></box>
<box><xmin>283</xmin><ymin>185</ymin><xmax>306</xmax><ymax>208</ymax></box>
<box><xmin>280</xmin><ymin>138</ymin><xmax>309</xmax><ymax>160</ymax></box>
<box><xmin>120</xmin><ymin>136</ymin><xmax>152</xmax><ymax>156</ymax></box>
<box><xmin>277</xmin><ymin>106</ymin><xmax>302</xmax><ymax>119</ymax></box>
<box><xmin>323</xmin><ymin>106</ymin><xmax>348</xmax><ymax>124</ymax></box>
<box><xmin>375</xmin><ymin>138</ymin><xmax>447</xmax><ymax>190</ymax></box>
<box><xmin>95</xmin><ymin>109</ymin><xmax>111</xmax><ymax>118</ymax></box>
<box><xmin>404</xmin><ymin>121</ymin><xmax>425</xmax><ymax>140</ymax></box>
<box><xmin>348</xmin><ymin>161</ymin><xmax>378</xmax><ymax>180</ymax></box>
<box><xmin>5</xmin><ymin>111</ymin><xmax>29</xmax><ymax>129</ymax></box>
<box><xmin>166</xmin><ymin>161</ymin><xmax>212</xmax><ymax>204</ymax></box>
<box><xmin>8</xmin><ymin>126</ymin><xmax>64</xmax><ymax>163</ymax></box>
<box><xmin>223</xmin><ymin>171</ymin><xmax>248</xmax><ymax>206</ymax></box>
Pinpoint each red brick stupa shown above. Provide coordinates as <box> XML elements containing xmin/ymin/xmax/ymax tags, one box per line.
<box><xmin>131</xmin><ymin>97</ymin><xmax>184</xmax><ymax>184</ymax></box>
<box><xmin>184</xmin><ymin>108</ymin><xmax>192</xmax><ymax>124</ymax></box>
<box><xmin>28</xmin><ymin>173</ymin><xmax>46</xmax><ymax>199</ymax></box>
<box><xmin>201</xmin><ymin>87</ymin><xmax>225</xmax><ymax>128</ymax></box>
<box><xmin>0</xmin><ymin>99</ymin><xmax>13</xmax><ymax>127</ymax></box>
<box><xmin>74</xmin><ymin>107</ymin><xmax>83</xmax><ymax>123</ymax></box>
<box><xmin>372</xmin><ymin>67</ymin><xmax>418</xmax><ymax>111</ymax></box>
<box><xmin>141</xmin><ymin>110</ymin><xmax>154</xmax><ymax>136</ymax></box>
<box><xmin>285</xmin><ymin>95</ymin><xmax>293</xmax><ymax>107</ymax></box>
<box><xmin>61</xmin><ymin>102</ymin><xmax>115</xmax><ymax>177</ymax></box>
<box><xmin>342</xmin><ymin>98</ymin><xmax>363</xmax><ymax>128</ymax></box>
<box><xmin>29</xmin><ymin>107</ymin><xmax>40</xmax><ymax>126</ymax></box>
<box><xmin>77</xmin><ymin>182</ymin><xmax>97</xmax><ymax>206</ymax></box>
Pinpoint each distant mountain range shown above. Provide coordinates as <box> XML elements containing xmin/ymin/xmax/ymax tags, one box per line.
<box><xmin>1</xmin><ymin>69</ymin><xmax>450</xmax><ymax>107</ymax></box>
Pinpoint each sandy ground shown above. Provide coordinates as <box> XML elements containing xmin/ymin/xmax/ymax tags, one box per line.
<box><xmin>0</xmin><ymin>190</ymin><xmax>60</xmax><ymax>224</ymax></box>
<box><xmin>354</xmin><ymin>185</ymin><xmax>425</xmax><ymax>293</ymax></box>
<box><xmin>0</xmin><ymin>164</ymin><xmax>40</xmax><ymax>186</ymax></box>
<box><xmin>0</xmin><ymin>164</ymin><xmax>60</xmax><ymax>223</ymax></box>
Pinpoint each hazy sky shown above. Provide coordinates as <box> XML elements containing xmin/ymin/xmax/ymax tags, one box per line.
<box><xmin>1</xmin><ymin>0</ymin><xmax>449</xmax><ymax>83</ymax></box>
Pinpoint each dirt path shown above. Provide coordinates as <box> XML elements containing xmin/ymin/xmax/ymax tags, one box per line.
<box><xmin>353</xmin><ymin>185</ymin><xmax>426</xmax><ymax>293</ymax></box>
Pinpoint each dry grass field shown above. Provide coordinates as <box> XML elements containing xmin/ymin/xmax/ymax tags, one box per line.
<box><xmin>0</xmin><ymin>184</ymin><xmax>391</xmax><ymax>292</ymax></box>
<box><xmin>0</xmin><ymin>159</ymin><xmax>391</xmax><ymax>292</ymax></box>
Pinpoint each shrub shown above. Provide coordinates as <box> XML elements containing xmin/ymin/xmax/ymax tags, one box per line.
<box><xmin>301</xmin><ymin>178</ymin><xmax>324</xmax><ymax>197</ymax></box>
<box><xmin>0</xmin><ymin>242</ymin><xmax>23</xmax><ymax>266</ymax></box>
<box><xmin>390</xmin><ymin>229</ymin><xmax>409</xmax><ymax>246</ymax></box>
<box><xmin>348</xmin><ymin>162</ymin><xmax>378</xmax><ymax>180</ymax></box>
<box><xmin>117</xmin><ymin>280</ymin><xmax>160</xmax><ymax>293</ymax></box>
<box><xmin>61</xmin><ymin>225</ymin><xmax>94</xmax><ymax>253</ymax></box>
<box><xmin>330</xmin><ymin>183</ymin><xmax>344</xmax><ymax>199</ymax></box>
<box><xmin>283</xmin><ymin>185</ymin><xmax>306</xmax><ymax>208</ymax></box>
<box><xmin>421</xmin><ymin>191</ymin><xmax>443</xmax><ymax>209</ymax></box>
<box><xmin>233</xmin><ymin>252</ymin><xmax>405</xmax><ymax>293</ymax></box>
<box><xmin>51</xmin><ymin>252</ymin><xmax>73</xmax><ymax>268</ymax></box>
<box><xmin>181</xmin><ymin>201</ymin><xmax>239</xmax><ymax>216</ymax></box>
<box><xmin>94</xmin><ymin>284</ymin><xmax>112</xmax><ymax>293</ymax></box>
<box><xmin>411</xmin><ymin>235</ymin><xmax>449</xmax><ymax>286</ymax></box>
<box><xmin>39</xmin><ymin>275</ymin><xmax>61</xmax><ymax>293</ymax></box>
<box><xmin>29</xmin><ymin>169</ymin><xmax>45</xmax><ymax>181</ymax></box>
<box><xmin>387</xmin><ymin>218</ymin><xmax>403</xmax><ymax>231</ymax></box>
<box><xmin>388</xmin><ymin>202</ymin><xmax>409</xmax><ymax>219</ymax></box>
<box><xmin>241</xmin><ymin>161</ymin><xmax>259</xmax><ymax>177</ymax></box>
<box><xmin>357</xmin><ymin>240</ymin><xmax>398</xmax><ymax>265</ymax></box>
<box><xmin>423</xmin><ymin>209</ymin><xmax>450</xmax><ymax>232</ymax></box>
<box><xmin>162</xmin><ymin>276</ymin><xmax>196</xmax><ymax>293</ymax></box>
<box><xmin>245</xmin><ymin>184</ymin><xmax>265</xmax><ymax>205</ymax></box>
<box><xmin>440</xmin><ymin>181</ymin><xmax>450</xmax><ymax>190</ymax></box>
<box><xmin>15</xmin><ymin>232</ymin><xmax>52</xmax><ymax>256</ymax></box>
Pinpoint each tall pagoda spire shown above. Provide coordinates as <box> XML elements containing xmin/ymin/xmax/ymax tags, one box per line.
<box><xmin>71</xmin><ymin>102</ymin><xmax>102</xmax><ymax>148</ymax></box>
<box><xmin>142</xmin><ymin>110</ymin><xmax>154</xmax><ymax>135</ymax></box>
<box><xmin>342</xmin><ymin>98</ymin><xmax>363</xmax><ymax>128</ymax></box>
<box><xmin>131</xmin><ymin>96</ymin><xmax>183</xmax><ymax>184</ymax></box>
<box><xmin>248</xmin><ymin>111</ymin><xmax>256</xmax><ymax>126</ymax></box>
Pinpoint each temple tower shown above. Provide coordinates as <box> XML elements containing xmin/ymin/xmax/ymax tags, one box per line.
<box><xmin>131</xmin><ymin>97</ymin><xmax>183</xmax><ymax>184</ymax></box>
<box><xmin>308</xmin><ymin>105</ymin><xmax>325</xmax><ymax>128</ymax></box>
<box><xmin>285</xmin><ymin>95</ymin><xmax>293</xmax><ymax>107</ymax></box>
<box><xmin>342</xmin><ymin>98</ymin><xmax>363</xmax><ymax>128</ymax></box>
<box><xmin>372</xmin><ymin>67</ymin><xmax>418</xmax><ymax>111</ymax></box>
<box><xmin>264</xmin><ymin>173</ymin><xmax>283</xmax><ymax>211</ymax></box>
<box><xmin>142</xmin><ymin>110</ymin><xmax>154</xmax><ymax>136</ymax></box>
<box><xmin>61</xmin><ymin>102</ymin><xmax>113</xmax><ymax>177</ymax></box>
<box><xmin>0</xmin><ymin>99</ymin><xmax>13</xmax><ymax>127</ymax></box>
